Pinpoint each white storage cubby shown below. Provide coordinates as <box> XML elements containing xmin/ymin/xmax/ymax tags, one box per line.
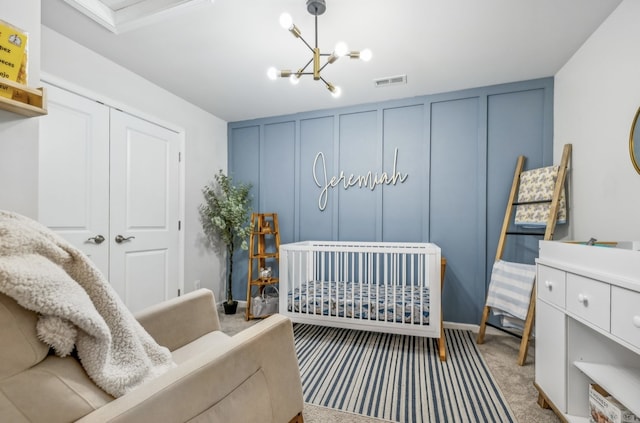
<box><xmin>535</xmin><ymin>241</ymin><xmax>640</xmax><ymax>422</ymax></box>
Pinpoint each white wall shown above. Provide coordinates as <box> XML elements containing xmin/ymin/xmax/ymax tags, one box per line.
<box><xmin>555</xmin><ymin>0</ymin><xmax>640</xmax><ymax>241</ymax></box>
<box><xmin>0</xmin><ymin>0</ymin><xmax>41</xmax><ymax>219</ymax></box>
<box><xmin>40</xmin><ymin>26</ymin><xmax>228</xmax><ymax>299</ymax></box>
<box><xmin>0</xmin><ymin>1</ymin><xmax>228</xmax><ymax>301</ymax></box>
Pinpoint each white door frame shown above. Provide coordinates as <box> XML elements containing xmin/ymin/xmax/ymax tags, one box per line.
<box><xmin>41</xmin><ymin>73</ymin><xmax>186</xmax><ymax>297</ymax></box>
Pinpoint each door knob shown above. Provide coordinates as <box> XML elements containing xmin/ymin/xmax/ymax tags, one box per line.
<box><xmin>87</xmin><ymin>235</ymin><xmax>105</xmax><ymax>244</ymax></box>
<box><xmin>115</xmin><ymin>235</ymin><xmax>136</xmax><ymax>243</ymax></box>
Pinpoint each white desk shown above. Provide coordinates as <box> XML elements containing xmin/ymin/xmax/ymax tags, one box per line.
<box><xmin>535</xmin><ymin>241</ymin><xmax>640</xmax><ymax>422</ymax></box>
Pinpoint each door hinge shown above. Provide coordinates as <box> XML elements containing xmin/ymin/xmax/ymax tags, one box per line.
<box><xmin>178</xmin><ymin>289</ymin><xmax>181</xmax><ymax>297</ymax></box>
<box><xmin>178</xmin><ymin>152</ymin><xmax>182</xmax><ymax>162</ymax></box>
<box><xmin>178</xmin><ymin>220</ymin><xmax>181</xmax><ymax>230</ymax></box>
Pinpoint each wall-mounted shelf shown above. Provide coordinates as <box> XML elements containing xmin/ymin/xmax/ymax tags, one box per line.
<box><xmin>0</xmin><ymin>78</ymin><xmax>47</xmax><ymax>117</ymax></box>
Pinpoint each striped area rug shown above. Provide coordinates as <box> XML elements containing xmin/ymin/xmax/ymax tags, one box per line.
<box><xmin>293</xmin><ymin>324</ymin><xmax>515</xmax><ymax>423</ymax></box>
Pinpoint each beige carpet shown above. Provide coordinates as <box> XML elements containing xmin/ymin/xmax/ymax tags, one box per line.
<box><xmin>475</xmin><ymin>333</ymin><xmax>559</xmax><ymax>423</ymax></box>
<box><xmin>219</xmin><ymin>305</ymin><xmax>560</xmax><ymax>423</ymax></box>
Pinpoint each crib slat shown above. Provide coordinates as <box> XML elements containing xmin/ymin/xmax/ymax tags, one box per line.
<box><xmin>420</xmin><ymin>253</ymin><xmax>425</xmax><ymax>325</ymax></box>
<box><xmin>303</xmin><ymin>251</ymin><xmax>309</xmax><ymax>316</ymax></box>
<box><xmin>393</xmin><ymin>252</ymin><xmax>397</xmax><ymax>324</ymax></box>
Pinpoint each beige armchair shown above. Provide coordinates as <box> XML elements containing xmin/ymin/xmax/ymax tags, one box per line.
<box><xmin>0</xmin><ymin>288</ymin><xmax>304</xmax><ymax>422</ymax></box>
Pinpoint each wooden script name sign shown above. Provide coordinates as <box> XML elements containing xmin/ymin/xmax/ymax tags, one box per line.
<box><xmin>312</xmin><ymin>147</ymin><xmax>408</xmax><ymax>211</ymax></box>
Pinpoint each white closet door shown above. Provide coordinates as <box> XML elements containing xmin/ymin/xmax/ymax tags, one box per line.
<box><xmin>39</xmin><ymin>83</ymin><xmax>110</xmax><ymax>276</ymax></box>
<box><xmin>109</xmin><ymin>109</ymin><xmax>180</xmax><ymax>312</ymax></box>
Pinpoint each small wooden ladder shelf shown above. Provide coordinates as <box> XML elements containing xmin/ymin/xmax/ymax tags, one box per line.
<box><xmin>245</xmin><ymin>213</ymin><xmax>281</xmax><ymax>320</ymax></box>
<box><xmin>477</xmin><ymin>143</ymin><xmax>572</xmax><ymax>365</ymax></box>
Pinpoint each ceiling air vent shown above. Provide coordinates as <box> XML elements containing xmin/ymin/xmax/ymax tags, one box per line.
<box><xmin>374</xmin><ymin>75</ymin><xmax>407</xmax><ymax>88</ymax></box>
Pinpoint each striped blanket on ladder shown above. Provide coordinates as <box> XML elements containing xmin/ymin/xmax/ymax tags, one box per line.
<box><xmin>485</xmin><ymin>260</ymin><xmax>536</xmax><ymax>329</ymax></box>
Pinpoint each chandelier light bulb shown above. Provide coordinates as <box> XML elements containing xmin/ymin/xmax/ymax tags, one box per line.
<box><xmin>334</xmin><ymin>41</ymin><xmax>348</xmax><ymax>57</ymax></box>
<box><xmin>267</xmin><ymin>67</ymin><xmax>278</xmax><ymax>80</ymax></box>
<box><xmin>327</xmin><ymin>83</ymin><xmax>341</xmax><ymax>98</ymax></box>
<box><xmin>360</xmin><ymin>48</ymin><xmax>372</xmax><ymax>62</ymax></box>
<box><xmin>279</xmin><ymin>13</ymin><xmax>293</xmax><ymax>30</ymax></box>
<box><xmin>289</xmin><ymin>74</ymin><xmax>300</xmax><ymax>85</ymax></box>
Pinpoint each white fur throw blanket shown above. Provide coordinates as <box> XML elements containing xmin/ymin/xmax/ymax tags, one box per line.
<box><xmin>0</xmin><ymin>210</ymin><xmax>175</xmax><ymax>397</ymax></box>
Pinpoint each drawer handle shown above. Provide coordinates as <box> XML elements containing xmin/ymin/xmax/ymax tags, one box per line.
<box><xmin>544</xmin><ymin>280</ymin><xmax>553</xmax><ymax>291</ymax></box>
<box><xmin>633</xmin><ymin>316</ymin><xmax>640</xmax><ymax>328</ymax></box>
<box><xmin>577</xmin><ymin>293</ymin><xmax>589</xmax><ymax>306</ymax></box>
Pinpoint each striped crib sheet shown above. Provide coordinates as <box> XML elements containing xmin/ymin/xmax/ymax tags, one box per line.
<box><xmin>287</xmin><ymin>280</ymin><xmax>431</xmax><ymax>324</ymax></box>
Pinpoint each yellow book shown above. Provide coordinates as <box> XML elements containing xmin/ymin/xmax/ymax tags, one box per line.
<box><xmin>0</xmin><ymin>20</ymin><xmax>28</xmax><ymax>99</ymax></box>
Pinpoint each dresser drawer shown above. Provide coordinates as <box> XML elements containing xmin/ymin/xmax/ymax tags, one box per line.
<box><xmin>611</xmin><ymin>286</ymin><xmax>640</xmax><ymax>349</ymax></box>
<box><xmin>537</xmin><ymin>265</ymin><xmax>566</xmax><ymax>308</ymax></box>
<box><xmin>565</xmin><ymin>273</ymin><xmax>610</xmax><ymax>331</ymax></box>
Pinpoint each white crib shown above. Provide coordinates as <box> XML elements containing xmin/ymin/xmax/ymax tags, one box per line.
<box><xmin>278</xmin><ymin>241</ymin><xmax>442</xmax><ymax>340</ymax></box>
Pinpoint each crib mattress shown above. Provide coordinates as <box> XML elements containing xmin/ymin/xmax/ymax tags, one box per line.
<box><xmin>287</xmin><ymin>280</ymin><xmax>431</xmax><ymax>324</ymax></box>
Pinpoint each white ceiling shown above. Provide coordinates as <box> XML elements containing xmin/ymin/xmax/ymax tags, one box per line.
<box><xmin>42</xmin><ymin>0</ymin><xmax>622</xmax><ymax>122</ymax></box>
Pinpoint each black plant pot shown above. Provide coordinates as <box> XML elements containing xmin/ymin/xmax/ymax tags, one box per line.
<box><xmin>223</xmin><ymin>300</ymin><xmax>238</xmax><ymax>315</ymax></box>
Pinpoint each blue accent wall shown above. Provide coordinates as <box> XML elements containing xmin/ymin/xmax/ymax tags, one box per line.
<box><xmin>338</xmin><ymin>111</ymin><xmax>379</xmax><ymax>241</ymax></box>
<box><xmin>382</xmin><ymin>105</ymin><xmax>426</xmax><ymax>242</ymax></box>
<box><xmin>430</xmin><ymin>97</ymin><xmax>483</xmax><ymax>324</ymax></box>
<box><xmin>227</xmin><ymin>78</ymin><xmax>553</xmax><ymax>324</ymax></box>
<box><xmin>299</xmin><ymin>116</ymin><xmax>334</xmax><ymax>240</ymax></box>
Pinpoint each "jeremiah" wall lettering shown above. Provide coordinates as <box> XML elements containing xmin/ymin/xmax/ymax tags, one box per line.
<box><xmin>312</xmin><ymin>148</ymin><xmax>409</xmax><ymax>211</ymax></box>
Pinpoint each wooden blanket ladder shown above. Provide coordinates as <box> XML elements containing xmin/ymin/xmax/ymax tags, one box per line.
<box><xmin>477</xmin><ymin>143</ymin><xmax>571</xmax><ymax>365</ymax></box>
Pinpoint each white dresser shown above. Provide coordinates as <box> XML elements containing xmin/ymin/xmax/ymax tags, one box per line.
<box><xmin>535</xmin><ymin>241</ymin><xmax>640</xmax><ymax>422</ymax></box>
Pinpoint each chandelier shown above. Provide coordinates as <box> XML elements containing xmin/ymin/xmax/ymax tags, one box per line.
<box><xmin>267</xmin><ymin>0</ymin><xmax>372</xmax><ymax>98</ymax></box>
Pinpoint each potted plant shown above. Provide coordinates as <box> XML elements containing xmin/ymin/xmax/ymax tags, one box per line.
<box><xmin>199</xmin><ymin>170</ymin><xmax>252</xmax><ymax>314</ymax></box>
